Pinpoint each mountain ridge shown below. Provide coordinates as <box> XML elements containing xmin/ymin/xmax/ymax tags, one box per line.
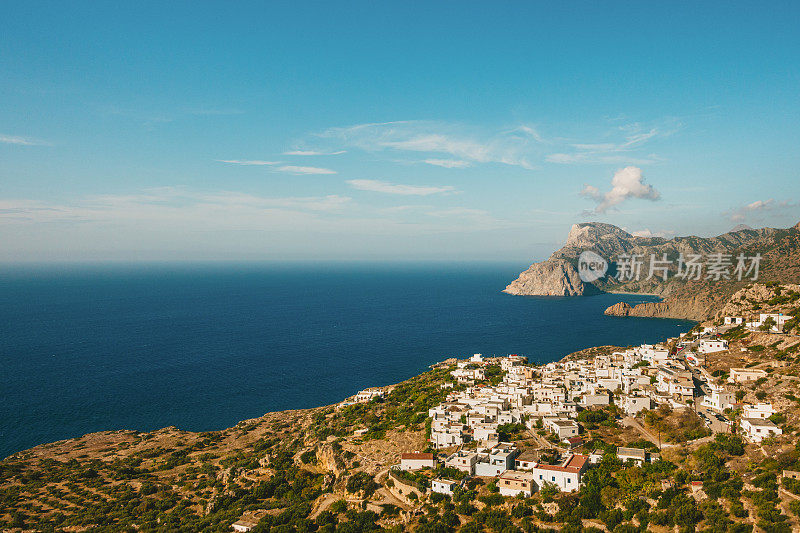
<box><xmin>505</xmin><ymin>221</ymin><xmax>800</xmax><ymax>320</ymax></box>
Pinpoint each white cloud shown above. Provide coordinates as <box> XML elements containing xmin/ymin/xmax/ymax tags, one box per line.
<box><xmin>423</xmin><ymin>159</ymin><xmax>472</xmax><ymax>168</ymax></box>
<box><xmin>630</xmin><ymin>228</ymin><xmax>675</xmax><ymax>238</ymax></box>
<box><xmin>276</xmin><ymin>165</ymin><xmax>337</xmax><ymax>175</ymax></box>
<box><xmin>0</xmin><ymin>134</ymin><xmax>50</xmax><ymax>146</ymax></box>
<box><xmin>317</xmin><ymin>121</ymin><xmax>536</xmax><ymax>169</ymax></box>
<box><xmin>347</xmin><ymin>179</ymin><xmax>456</xmax><ymax>196</ymax></box>
<box><xmin>216</xmin><ymin>159</ymin><xmax>279</xmax><ymax>166</ymax></box>
<box><xmin>283</xmin><ymin>150</ymin><xmax>346</xmax><ymax>156</ymax></box>
<box><xmin>580</xmin><ymin>166</ymin><xmax>661</xmax><ymax>214</ymax></box>
<box><xmin>725</xmin><ymin>198</ymin><xmax>797</xmax><ymax>222</ymax></box>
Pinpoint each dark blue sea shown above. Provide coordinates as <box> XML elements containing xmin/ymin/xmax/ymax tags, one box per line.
<box><xmin>0</xmin><ymin>263</ymin><xmax>694</xmax><ymax>458</ymax></box>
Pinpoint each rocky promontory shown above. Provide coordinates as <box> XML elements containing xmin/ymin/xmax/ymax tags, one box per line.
<box><xmin>503</xmin><ymin>259</ymin><xmax>597</xmax><ymax>296</ymax></box>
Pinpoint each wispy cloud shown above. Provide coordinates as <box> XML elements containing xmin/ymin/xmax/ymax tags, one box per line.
<box><xmin>276</xmin><ymin>165</ymin><xmax>337</xmax><ymax>175</ymax></box>
<box><xmin>580</xmin><ymin>166</ymin><xmax>661</xmax><ymax>214</ymax></box>
<box><xmin>547</xmin><ymin>122</ymin><xmax>671</xmax><ymax>165</ymax></box>
<box><xmin>426</xmin><ymin>207</ymin><xmax>490</xmax><ymax>218</ymax></box>
<box><xmin>725</xmin><ymin>198</ymin><xmax>796</xmax><ymax>222</ymax></box>
<box><xmin>0</xmin><ymin>134</ymin><xmax>50</xmax><ymax>146</ymax></box>
<box><xmin>423</xmin><ymin>159</ymin><xmax>472</xmax><ymax>168</ymax></box>
<box><xmin>347</xmin><ymin>179</ymin><xmax>456</xmax><ymax>196</ymax></box>
<box><xmin>0</xmin><ymin>188</ymin><xmax>353</xmax><ymax>226</ymax></box>
<box><xmin>216</xmin><ymin>159</ymin><xmax>280</xmax><ymax>166</ymax></box>
<box><xmin>316</xmin><ymin>121</ymin><xmax>537</xmax><ymax>169</ymax></box>
<box><xmin>283</xmin><ymin>150</ymin><xmax>346</xmax><ymax>156</ymax></box>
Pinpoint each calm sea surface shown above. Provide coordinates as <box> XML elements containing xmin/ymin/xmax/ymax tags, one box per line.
<box><xmin>0</xmin><ymin>263</ymin><xmax>694</xmax><ymax>457</ymax></box>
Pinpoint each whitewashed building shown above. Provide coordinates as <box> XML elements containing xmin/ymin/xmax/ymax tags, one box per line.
<box><xmin>740</xmin><ymin>418</ymin><xmax>782</xmax><ymax>442</ymax></box>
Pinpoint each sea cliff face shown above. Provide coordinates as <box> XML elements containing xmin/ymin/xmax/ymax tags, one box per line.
<box><xmin>507</xmin><ymin>220</ymin><xmax>800</xmax><ymax>320</ymax></box>
<box><xmin>503</xmin><ymin>259</ymin><xmax>595</xmax><ymax>296</ymax></box>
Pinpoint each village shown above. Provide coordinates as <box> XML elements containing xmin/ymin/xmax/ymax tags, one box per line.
<box><xmin>338</xmin><ymin>310</ymin><xmax>792</xmax><ymax>505</ymax></box>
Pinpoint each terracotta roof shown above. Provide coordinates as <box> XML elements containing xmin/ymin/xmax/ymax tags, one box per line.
<box><xmin>564</xmin><ymin>454</ymin><xmax>588</xmax><ymax>470</ymax></box>
<box><xmin>401</xmin><ymin>452</ymin><xmax>434</xmax><ymax>460</ymax></box>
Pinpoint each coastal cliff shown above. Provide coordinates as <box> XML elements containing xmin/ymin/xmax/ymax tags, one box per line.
<box><xmin>503</xmin><ymin>259</ymin><xmax>596</xmax><ymax>296</ymax></box>
<box><xmin>507</xmin><ymin>220</ymin><xmax>800</xmax><ymax>320</ymax></box>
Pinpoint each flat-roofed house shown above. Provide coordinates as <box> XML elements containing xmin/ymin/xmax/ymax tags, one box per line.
<box><xmin>698</xmin><ymin>340</ymin><xmax>728</xmax><ymax>354</ymax></box>
<box><xmin>544</xmin><ymin>417</ymin><xmax>579</xmax><ymax>439</ymax></box>
<box><xmin>622</xmin><ymin>395</ymin><xmax>651</xmax><ymax>416</ymax></box>
<box><xmin>728</xmin><ymin>368</ymin><xmax>767</xmax><ymax>384</ymax></box>
<box><xmin>445</xmin><ymin>450</ymin><xmax>478</xmax><ymax>475</ymax></box>
<box><xmin>740</xmin><ymin>418</ymin><xmax>782</xmax><ymax>443</ymax></box>
<box><xmin>742</xmin><ymin>403</ymin><xmax>776</xmax><ymax>419</ymax></box>
<box><xmin>474</xmin><ymin>443</ymin><xmax>519</xmax><ymax>477</ymax></box>
<box><xmin>431</xmin><ymin>478</ymin><xmax>459</xmax><ymax>495</ymax></box>
<box><xmin>515</xmin><ymin>450</ymin><xmax>539</xmax><ymax>471</ymax></box>
<box><xmin>617</xmin><ymin>447</ymin><xmax>646</xmax><ymax>465</ymax></box>
<box><xmin>498</xmin><ymin>470</ymin><xmax>536</xmax><ymax>497</ymax></box>
<box><xmin>232</xmin><ymin>518</ymin><xmax>258</xmax><ymax>532</ymax></box>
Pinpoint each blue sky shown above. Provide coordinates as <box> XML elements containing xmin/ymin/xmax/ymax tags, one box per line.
<box><xmin>2</xmin><ymin>2</ymin><xmax>799</xmax><ymax>261</ymax></box>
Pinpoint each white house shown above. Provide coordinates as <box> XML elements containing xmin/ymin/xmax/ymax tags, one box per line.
<box><xmin>355</xmin><ymin>388</ymin><xmax>385</xmax><ymax>403</ymax></box>
<box><xmin>445</xmin><ymin>450</ymin><xmax>478</xmax><ymax>475</ymax></box>
<box><xmin>474</xmin><ymin>443</ymin><xmax>519</xmax><ymax>477</ymax></box>
<box><xmin>431</xmin><ymin>478</ymin><xmax>459</xmax><ymax>496</ymax></box>
<box><xmin>724</xmin><ymin>316</ymin><xmax>744</xmax><ymax>326</ymax></box>
<box><xmin>747</xmin><ymin>314</ymin><xmax>792</xmax><ymax>332</ymax></box>
<box><xmin>232</xmin><ymin>519</ymin><xmax>258</xmax><ymax>532</ymax></box>
<box><xmin>639</xmin><ymin>344</ymin><xmax>670</xmax><ymax>364</ymax></box>
<box><xmin>742</xmin><ymin>403</ymin><xmax>776</xmax><ymax>419</ymax></box>
<box><xmin>451</xmin><ymin>367</ymin><xmax>485</xmax><ymax>382</ymax></box>
<box><xmin>530</xmin><ymin>454</ymin><xmax>589</xmax><ymax>492</ymax></box>
<box><xmin>656</xmin><ymin>366</ymin><xmax>694</xmax><ymax>398</ymax></box>
<box><xmin>400</xmin><ymin>452</ymin><xmax>436</xmax><ymax>471</ymax></box>
<box><xmin>728</xmin><ymin>368</ymin><xmax>768</xmax><ymax>384</ymax></box>
<box><xmin>701</xmin><ymin>388</ymin><xmax>736</xmax><ymax>412</ymax></box>
<box><xmin>740</xmin><ymin>418</ymin><xmax>782</xmax><ymax>443</ymax></box>
<box><xmin>472</xmin><ymin>423</ymin><xmax>499</xmax><ymax>443</ymax></box>
<box><xmin>430</xmin><ymin>422</ymin><xmax>470</xmax><ymax>449</ymax></box>
<box><xmin>581</xmin><ymin>391</ymin><xmax>611</xmax><ymax>407</ymax></box>
<box><xmin>622</xmin><ymin>395</ymin><xmax>651</xmax><ymax>416</ymax></box>
<box><xmin>544</xmin><ymin>417</ymin><xmax>579</xmax><ymax>439</ymax></box>
<box><xmin>698</xmin><ymin>340</ymin><xmax>728</xmax><ymax>354</ymax></box>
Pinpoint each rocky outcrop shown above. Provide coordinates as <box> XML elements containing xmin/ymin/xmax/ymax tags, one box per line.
<box><xmin>316</xmin><ymin>444</ymin><xmax>346</xmax><ymax>477</ymax></box>
<box><xmin>604</xmin><ymin>302</ymin><xmax>633</xmax><ymax>316</ymax></box>
<box><xmin>715</xmin><ymin>283</ymin><xmax>800</xmax><ymax>321</ymax></box>
<box><xmin>604</xmin><ymin>300</ymin><xmax>672</xmax><ymax>318</ymax></box>
<box><xmin>503</xmin><ymin>259</ymin><xmax>598</xmax><ymax>296</ymax></box>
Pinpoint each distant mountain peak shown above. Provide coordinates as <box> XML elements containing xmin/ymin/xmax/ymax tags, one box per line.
<box><xmin>566</xmin><ymin>222</ymin><xmax>632</xmax><ymax>247</ymax></box>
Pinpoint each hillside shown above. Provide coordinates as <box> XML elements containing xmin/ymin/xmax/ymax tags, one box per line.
<box><xmin>505</xmin><ymin>221</ymin><xmax>800</xmax><ymax>320</ymax></box>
